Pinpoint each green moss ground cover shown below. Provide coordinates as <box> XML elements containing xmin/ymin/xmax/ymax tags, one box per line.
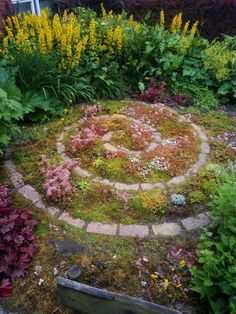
<box><xmin>9</xmin><ymin>102</ymin><xmax>235</xmax><ymax>226</ymax></box>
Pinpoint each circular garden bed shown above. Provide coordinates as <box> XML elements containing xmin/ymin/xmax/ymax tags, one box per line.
<box><xmin>9</xmin><ymin>101</ymin><xmax>212</xmax><ymax>226</ymax></box>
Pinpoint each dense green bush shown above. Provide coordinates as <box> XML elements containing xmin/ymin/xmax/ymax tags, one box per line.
<box><xmin>191</xmin><ymin>165</ymin><xmax>236</xmax><ymax>314</ymax></box>
<box><xmin>0</xmin><ymin>88</ymin><xmax>23</xmax><ymax>155</ymax></box>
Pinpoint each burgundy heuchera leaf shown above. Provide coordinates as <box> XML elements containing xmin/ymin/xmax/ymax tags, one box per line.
<box><xmin>0</xmin><ymin>184</ymin><xmax>38</xmax><ymax>297</ymax></box>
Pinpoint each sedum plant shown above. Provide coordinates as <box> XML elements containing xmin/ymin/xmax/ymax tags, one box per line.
<box><xmin>170</xmin><ymin>193</ymin><xmax>186</xmax><ymax>206</ymax></box>
<box><xmin>132</xmin><ymin>190</ymin><xmax>168</xmax><ymax>214</ymax></box>
<box><xmin>41</xmin><ymin>156</ymin><xmax>77</xmax><ymax>199</ymax></box>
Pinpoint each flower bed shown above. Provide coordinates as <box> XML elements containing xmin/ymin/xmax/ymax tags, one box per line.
<box><xmin>64</xmin><ymin>102</ymin><xmax>200</xmax><ymax>184</ymax></box>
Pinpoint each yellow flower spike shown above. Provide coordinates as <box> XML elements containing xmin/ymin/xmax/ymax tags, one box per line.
<box><xmin>101</xmin><ymin>3</ymin><xmax>106</xmax><ymax>18</ymax></box>
<box><xmin>52</xmin><ymin>14</ymin><xmax>62</xmax><ymax>41</ymax></box>
<box><xmin>5</xmin><ymin>16</ymin><xmax>13</xmax><ymax>30</ymax></box>
<box><xmin>39</xmin><ymin>28</ymin><xmax>46</xmax><ymax>54</ymax></box>
<box><xmin>151</xmin><ymin>274</ymin><xmax>158</xmax><ymax>279</ymax></box>
<box><xmin>135</xmin><ymin>23</ymin><xmax>142</xmax><ymax>33</ymax></box>
<box><xmin>5</xmin><ymin>27</ymin><xmax>13</xmax><ymax>38</ymax></box>
<box><xmin>160</xmin><ymin>10</ymin><xmax>165</xmax><ymax>28</ymax></box>
<box><xmin>182</xmin><ymin>20</ymin><xmax>190</xmax><ymax>36</ymax></box>
<box><xmin>3</xmin><ymin>36</ymin><xmax>9</xmax><ymax>48</ymax></box>
<box><xmin>62</xmin><ymin>10</ymin><xmax>68</xmax><ymax>21</ymax></box>
<box><xmin>89</xmin><ymin>19</ymin><xmax>96</xmax><ymax>51</ymax></box>
<box><xmin>176</xmin><ymin>284</ymin><xmax>182</xmax><ymax>288</ymax></box>
<box><xmin>45</xmin><ymin>27</ymin><xmax>53</xmax><ymax>51</ymax></box>
<box><xmin>73</xmin><ymin>25</ymin><xmax>81</xmax><ymax>44</ymax></box>
<box><xmin>60</xmin><ymin>32</ymin><xmax>67</xmax><ymax>54</ymax></box>
<box><xmin>12</xmin><ymin>16</ymin><xmax>20</xmax><ymax>30</ymax></box>
<box><xmin>108</xmin><ymin>10</ymin><xmax>113</xmax><ymax>17</ymax></box>
<box><xmin>180</xmin><ymin>259</ymin><xmax>186</xmax><ymax>267</ymax></box>
<box><xmin>129</xmin><ymin>15</ymin><xmax>134</xmax><ymax>28</ymax></box>
<box><xmin>171</xmin><ymin>15</ymin><xmax>178</xmax><ymax>34</ymax></box>
<box><xmin>113</xmin><ymin>26</ymin><xmax>122</xmax><ymax>53</ymax></box>
<box><xmin>15</xmin><ymin>29</ymin><xmax>28</xmax><ymax>49</ymax></box>
<box><xmin>74</xmin><ymin>42</ymin><xmax>83</xmax><ymax>66</ymax></box>
<box><xmin>176</xmin><ymin>13</ymin><xmax>182</xmax><ymax>32</ymax></box>
<box><xmin>190</xmin><ymin>21</ymin><xmax>199</xmax><ymax>37</ymax></box>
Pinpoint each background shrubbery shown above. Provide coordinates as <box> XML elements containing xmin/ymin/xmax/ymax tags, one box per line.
<box><xmin>51</xmin><ymin>0</ymin><xmax>236</xmax><ymax>39</ymax></box>
<box><xmin>0</xmin><ymin>7</ymin><xmax>236</xmax><ymax>155</ymax></box>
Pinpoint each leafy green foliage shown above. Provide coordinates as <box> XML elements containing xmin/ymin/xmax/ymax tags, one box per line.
<box><xmin>0</xmin><ymin>88</ymin><xmax>24</xmax><ymax>155</ymax></box>
<box><xmin>78</xmin><ymin>61</ymin><xmax>128</xmax><ymax>99</ymax></box>
<box><xmin>14</xmin><ymin>51</ymin><xmax>94</xmax><ymax>103</ymax></box>
<box><xmin>191</xmin><ymin>166</ymin><xmax>236</xmax><ymax>314</ymax></box>
<box><xmin>172</xmin><ymin>81</ymin><xmax>220</xmax><ymax>111</ymax></box>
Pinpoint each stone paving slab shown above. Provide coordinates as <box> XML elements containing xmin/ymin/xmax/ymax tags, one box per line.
<box><xmin>10</xmin><ymin>172</ymin><xmax>24</xmax><ymax>189</ymax></box>
<box><xmin>104</xmin><ymin>143</ymin><xmax>118</xmax><ymax>152</ymax></box>
<box><xmin>18</xmin><ymin>185</ymin><xmax>41</xmax><ymax>204</ymax></box>
<box><xmin>181</xmin><ymin>213</ymin><xmax>211</xmax><ymax>231</ymax></box>
<box><xmin>75</xmin><ymin>166</ymin><xmax>92</xmax><ymax>177</ymax></box>
<box><xmin>87</xmin><ymin>222</ymin><xmax>117</xmax><ymax>235</ymax></box>
<box><xmin>167</xmin><ymin>176</ymin><xmax>186</xmax><ymax>185</ymax></box>
<box><xmin>34</xmin><ymin>199</ymin><xmax>47</xmax><ymax>210</ymax></box>
<box><xmin>47</xmin><ymin>206</ymin><xmax>61</xmax><ymax>217</ymax></box>
<box><xmin>201</xmin><ymin>142</ymin><xmax>210</xmax><ymax>154</ymax></box>
<box><xmin>119</xmin><ymin>224</ymin><xmax>149</xmax><ymax>238</ymax></box>
<box><xmin>114</xmin><ymin>182</ymin><xmax>140</xmax><ymax>191</ymax></box>
<box><xmin>58</xmin><ymin>212</ymin><xmax>85</xmax><ymax>229</ymax></box>
<box><xmin>152</xmin><ymin>223</ymin><xmax>182</xmax><ymax>236</ymax></box>
<box><xmin>56</xmin><ymin>142</ymin><xmax>65</xmax><ymax>153</ymax></box>
<box><xmin>4</xmin><ymin>160</ymin><xmax>17</xmax><ymax>174</ymax></box>
<box><xmin>102</xmin><ymin>131</ymin><xmax>114</xmax><ymax>142</ymax></box>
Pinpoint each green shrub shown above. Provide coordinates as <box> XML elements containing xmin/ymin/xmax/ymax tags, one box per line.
<box><xmin>0</xmin><ymin>88</ymin><xmax>24</xmax><ymax>155</ymax></box>
<box><xmin>172</xmin><ymin>81</ymin><xmax>220</xmax><ymax>111</ymax></box>
<box><xmin>191</xmin><ymin>166</ymin><xmax>236</xmax><ymax>314</ymax></box>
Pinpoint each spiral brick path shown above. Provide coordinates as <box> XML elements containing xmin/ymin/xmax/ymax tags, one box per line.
<box><xmin>4</xmin><ymin>103</ymin><xmax>212</xmax><ymax>237</ymax></box>
<box><xmin>4</xmin><ymin>159</ymin><xmax>211</xmax><ymax>238</ymax></box>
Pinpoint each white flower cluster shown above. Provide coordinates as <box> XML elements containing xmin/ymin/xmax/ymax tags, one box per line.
<box><xmin>138</xmin><ymin>168</ymin><xmax>151</xmax><ymax>176</ymax></box>
<box><xmin>161</xmin><ymin>139</ymin><xmax>177</xmax><ymax>146</ymax></box>
<box><xmin>128</xmin><ymin>156</ymin><xmax>141</xmax><ymax>163</ymax></box>
<box><xmin>148</xmin><ymin>157</ymin><xmax>169</xmax><ymax>171</ymax></box>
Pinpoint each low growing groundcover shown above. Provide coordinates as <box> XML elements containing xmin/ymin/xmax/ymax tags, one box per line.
<box><xmin>10</xmin><ymin>101</ymin><xmax>235</xmax><ymax>226</ymax></box>
<box><xmin>0</xmin><ymin>100</ymin><xmax>235</xmax><ymax>313</ymax></box>
<box><xmin>0</xmin><ymin>178</ymin><xmax>204</xmax><ymax>314</ymax></box>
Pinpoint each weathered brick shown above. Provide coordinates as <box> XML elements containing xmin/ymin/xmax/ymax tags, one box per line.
<box><xmin>87</xmin><ymin>222</ymin><xmax>117</xmax><ymax>235</ymax></box>
<box><xmin>119</xmin><ymin>225</ymin><xmax>149</xmax><ymax>238</ymax></box>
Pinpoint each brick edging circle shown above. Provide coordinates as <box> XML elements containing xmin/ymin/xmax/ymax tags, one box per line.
<box><xmin>4</xmin><ymin>159</ymin><xmax>211</xmax><ymax>238</ymax></box>
<box><xmin>56</xmin><ymin>102</ymin><xmax>210</xmax><ymax>191</ymax></box>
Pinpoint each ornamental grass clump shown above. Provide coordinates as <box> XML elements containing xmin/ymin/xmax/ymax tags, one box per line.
<box><xmin>0</xmin><ymin>184</ymin><xmax>38</xmax><ymax>297</ymax></box>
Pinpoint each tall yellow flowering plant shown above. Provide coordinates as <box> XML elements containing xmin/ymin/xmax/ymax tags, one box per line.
<box><xmin>1</xmin><ymin>9</ymin><xmax>88</xmax><ymax>69</ymax></box>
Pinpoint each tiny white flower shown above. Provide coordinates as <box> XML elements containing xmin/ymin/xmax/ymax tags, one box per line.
<box><xmin>141</xmin><ymin>281</ymin><xmax>147</xmax><ymax>287</ymax></box>
<box><xmin>53</xmin><ymin>267</ymin><xmax>59</xmax><ymax>276</ymax></box>
<box><xmin>38</xmin><ymin>278</ymin><xmax>44</xmax><ymax>286</ymax></box>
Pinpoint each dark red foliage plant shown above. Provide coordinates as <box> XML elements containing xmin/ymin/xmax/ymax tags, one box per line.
<box><xmin>140</xmin><ymin>80</ymin><xmax>170</xmax><ymax>103</ymax></box>
<box><xmin>0</xmin><ymin>184</ymin><xmax>38</xmax><ymax>297</ymax></box>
